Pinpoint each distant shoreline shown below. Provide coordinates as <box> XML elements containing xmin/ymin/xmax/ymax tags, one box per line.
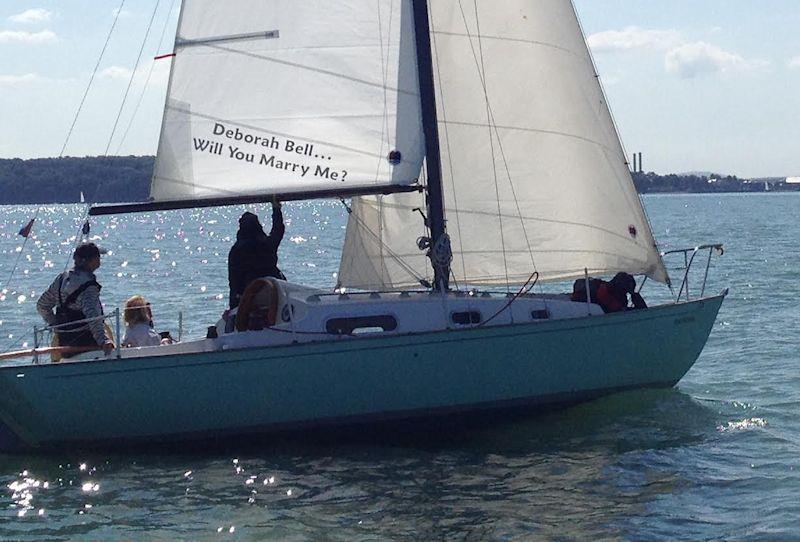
<box><xmin>0</xmin><ymin>156</ymin><xmax>797</xmax><ymax>204</ymax></box>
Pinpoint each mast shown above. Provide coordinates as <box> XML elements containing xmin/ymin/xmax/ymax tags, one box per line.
<box><xmin>411</xmin><ymin>0</ymin><xmax>450</xmax><ymax>291</ymax></box>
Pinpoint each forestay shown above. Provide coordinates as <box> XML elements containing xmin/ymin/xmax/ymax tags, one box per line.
<box><xmin>338</xmin><ymin>0</ymin><xmax>670</xmax><ymax>290</ymax></box>
<box><xmin>151</xmin><ymin>0</ymin><xmax>425</xmax><ymax>202</ymax></box>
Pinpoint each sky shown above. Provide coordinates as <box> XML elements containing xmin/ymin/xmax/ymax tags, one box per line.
<box><xmin>0</xmin><ymin>1</ymin><xmax>798</xmax><ymax>178</ymax></box>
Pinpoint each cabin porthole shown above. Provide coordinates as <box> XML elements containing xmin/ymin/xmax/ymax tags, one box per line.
<box><xmin>326</xmin><ymin>315</ymin><xmax>398</xmax><ymax>335</ymax></box>
<box><xmin>451</xmin><ymin>311</ymin><xmax>481</xmax><ymax>325</ymax></box>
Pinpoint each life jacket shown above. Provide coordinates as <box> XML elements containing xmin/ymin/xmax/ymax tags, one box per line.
<box><xmin>571</xmin><ymin>278</ymin><xmax>603</xmax><ymax>303</ymax></box>
<box><xmin>54</xmin><ymin>273</ymin><xmax>103</xmax><ymax>348</ymax></box>
<box><xmin>572</xmin><ymin>278</ymin><xmax>628</xmax><ymax>313</ymax></box>
<box><xmin>595</xmin><ymin>282</ymin><xmax>627</xmax><ymax>313</ymax></box>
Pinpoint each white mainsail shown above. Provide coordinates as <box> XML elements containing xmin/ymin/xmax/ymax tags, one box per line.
<box><xmin>338</xmin><ymin>0</ymin><xmax>670</xmax><ymax>290</ymax></box>
<box><xmin>152</xmin><ymin>0</ymin><xmax>424</xmax><ymax>202</ymax></box>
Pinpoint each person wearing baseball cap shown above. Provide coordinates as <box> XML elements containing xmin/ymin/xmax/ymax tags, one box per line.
<box><xmin>36</xmin><ymin>242</ymin><xmax>115</xmax><ymax>357</ymax></box>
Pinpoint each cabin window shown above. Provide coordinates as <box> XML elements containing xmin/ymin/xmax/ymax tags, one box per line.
<box><xmin>451</xmin><ymin>311</ymin><xmax>481</xmax><ymax>325</ymax></box>
<box><xmin>326</xmin><ymin>315</ymin><xmax>397</xmax><ymax>335</ymax></box>
<box><xmin>531</xmin><ymin>309</ymin><xmax>550</xmax><ymax>320</ymax></box>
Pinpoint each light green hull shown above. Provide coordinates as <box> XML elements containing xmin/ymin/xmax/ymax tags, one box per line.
<box><xmin>0</xmin><ymin>295</ymin><xmax>724</xmax><ymax>449</ymax></box>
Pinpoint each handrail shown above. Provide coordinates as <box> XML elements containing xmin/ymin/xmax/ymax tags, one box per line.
<box><xmin>660</xmin><ymin>244</ymin><xmax>724</xmax><ymax>302</ymax></box>
<box><xmin>23</xmin><ymin>303</ymin><xmax>185</xmax><ymax>365</ymax></box>
<box><xmin>32</xmin><ymin>308</ymin><xmax>121</xmax><ymax>364</ymax></box>
<box><xmin>0</xmin><ymin>345</ymin><xmax>101</xmax><ymax>362</ymax></box>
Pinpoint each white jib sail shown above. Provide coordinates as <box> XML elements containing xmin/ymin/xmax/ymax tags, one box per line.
<box><xmin>338</xmin><ymin>0</ymin><xmax>669</xmax><ymax>290</ymax></box>
<box><xmin>151</xmin><ymin>0</ymin><xmax>424</xmax><ymax>202</ymax></box>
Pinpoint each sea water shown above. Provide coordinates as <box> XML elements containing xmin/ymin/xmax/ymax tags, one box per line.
<box><xmin>0</xmin><ymin>194</ymin><xmax>797</xmax><ymax>540</ymax></box>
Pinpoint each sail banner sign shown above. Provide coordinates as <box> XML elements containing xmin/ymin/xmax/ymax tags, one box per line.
<box><xmin>152</xmin><ymin>0</ymin><xmax>424</xmax><ymax>203</ymax></box>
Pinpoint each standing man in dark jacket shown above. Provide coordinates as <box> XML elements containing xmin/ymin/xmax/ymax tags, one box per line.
<box><xmin>228</xmin><ymin>199</ymin><xmax>285</xmax><ymax>309</ymax></box>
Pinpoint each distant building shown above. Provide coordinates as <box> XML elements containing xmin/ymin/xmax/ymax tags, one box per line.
<box><xmin>786</xmin><ymin>177</ymin><xmax>800</xmax><ymax>184</ymax></box>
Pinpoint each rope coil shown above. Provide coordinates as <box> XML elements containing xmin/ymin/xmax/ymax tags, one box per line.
<box><xmin>429</xmin><ymin>233</ymin><xmax>453</xmax><ymax>273</ymax></box>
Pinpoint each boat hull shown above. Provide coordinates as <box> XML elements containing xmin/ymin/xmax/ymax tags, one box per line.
<box><xmin>0</xmin><ymin>295</ymin><xmax>724</xmax><ymax>449</ymax></box>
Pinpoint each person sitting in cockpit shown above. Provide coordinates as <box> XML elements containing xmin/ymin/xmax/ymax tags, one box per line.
<box><xmin>122</xmin><ymin>295</ymin><xmax>163</xmax><ymax>347</ymax></box>
<box><xmin>571</xmin><ymin>272</ymin><xmax>647</xmax><ymax>313</ymax></box>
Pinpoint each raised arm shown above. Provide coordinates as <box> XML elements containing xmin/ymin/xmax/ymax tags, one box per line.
<box><xmin>268</xmin><ymin>202</ymin><xmax>285</xmax><ymax>246</ymax></box>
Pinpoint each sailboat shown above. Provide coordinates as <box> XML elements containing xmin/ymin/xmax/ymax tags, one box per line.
<box><xmin>0</xmin><ymin>0</ymin><xmax>724</xmax><ymax>450</ymax></box>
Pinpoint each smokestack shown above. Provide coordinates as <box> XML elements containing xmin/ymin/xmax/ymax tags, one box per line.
<box><xmin>632</xmin><ymin>153</ymin><xmax>637</xmax><ymax>173</ymax></box>
<box><xmin>638</xmin><ymin>152</ymin><xmax>643</xmax><ymax>173</ymax></box>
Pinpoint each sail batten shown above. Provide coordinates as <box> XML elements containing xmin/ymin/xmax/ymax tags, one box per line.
<box><xmin>175</xmin><ymin>30</ymin><xmax>280</xmax><ymax>47</ymax></box>
<box><xmin>151</xmin><ymin>0</ymin><xmax>425</xmax><ymax>205</ymax></box>
<box><xmin>338</xmin><ymin>0</ymin><xmax>669</xmax><ymax>291</ymax></box>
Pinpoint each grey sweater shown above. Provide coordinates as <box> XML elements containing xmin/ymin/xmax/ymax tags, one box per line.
<box><xmin>36</xmin><ymin>269</ymin><xmax>110</xmax><ymax>345</ymax></box>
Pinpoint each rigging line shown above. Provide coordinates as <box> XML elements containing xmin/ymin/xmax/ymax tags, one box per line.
<box><xmin>59</xmin><ymin>0</ymin><xmax>128</xmax><ymax>158</ymax></box>
<box><xmin>24</xmin><ymin>0</ymin><xmax>129</xmax><ymax>292</ymax></box>
<box><xmin>371</xmin><ymin>0</ymin><xmax>393</xmax><ymax>184</ymax></box>
<box><xmin>429</xmin><ymin>7</ymin><xmax>469</xmax><ymax>287</ymax></box>
<box><xmin>115</xmin><ymin>0</ymin><xmax>178</xmax><ymax>154</ymax></box>
<box><xmin>1</xmin><ymin>209</ymin><xmax>41</xmax><ymax>300</ymax></box>
<box><xmin>454</xmin><ymin>7</ymin><xmax>540</xmax><ymax>280</ymax></box>
<box><xmin>104</xmin><ymin>0</ymin><xmax>163</xmax><ymax>157</ymax></box>
<box><xmin>353</xmin><ymin>209</ymin><xmax>426</xmax><ymax>285</ymax></box>
<box><xmin>61</xmin><ymin>207</ymin><xmax>93</xmax><ymax>276</ymax></box>
<box><xmin>1</xmin><ymin>335</ymin><xmax>27</xmax><ymax>357</ymax></box>
<box><xmin>61</xmin><ymin>228</ymin><xmax>86</xmax><ymax>275</ymax></box>
<box><xmin>207</xmin><ymin>43</ymin><xmax>419</xmax><ymax>98</ymax></box>
<box><xmin>476</xmin><ymin>271</ymin><xmax>539</xmax><ymax>328</ymax></box>
<box><xmin>370</xmin><ymin>0</ymin><xmax>391</xmax><ymax>278</ymax></box>
<box><xmin>70</xmin><ymin>0</ymin><xmax>161</xmax><ymax>278</ymax></box>
<box><xmin>470</xmin><ymin>0</ymin><xmax>510</xmax><ymax>293</ymax></box>
<box><xmin>72</xmin><ymin>0</ymin><xmax>161</xmax><ymax>272</ymax></box>
<box><xmin>455</xmin><ymin>5</ymin><xmax>550</xmax><ymax>313</ymax></box>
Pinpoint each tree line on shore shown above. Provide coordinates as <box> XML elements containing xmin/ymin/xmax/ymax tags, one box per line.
<box><xmin>631</xmin><ymin>171</ymin><xmax>794</xmax><ymax>193</ymax></box>
<box><xmin>0</xmin><ymin>156</ymin><xmax>152</xmax><ymax>204</ymax></box>
<box><xmin>0</xmin><ymin>156</ymin><xmax>795</xmax><ymax>204</ymax></box>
